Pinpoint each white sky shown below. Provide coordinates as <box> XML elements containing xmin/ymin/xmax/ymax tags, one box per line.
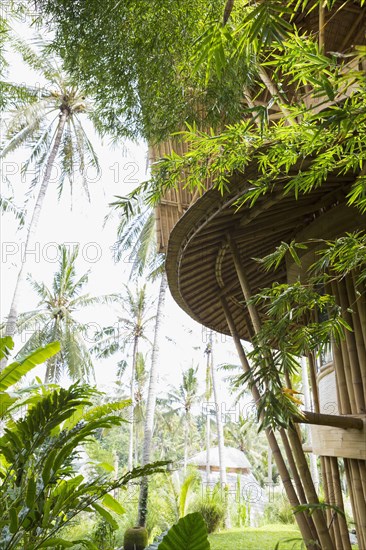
<box><xmin>0</xmin><ymin>17</ymin><xmax>247</xmax><ymax>414</ymax></box>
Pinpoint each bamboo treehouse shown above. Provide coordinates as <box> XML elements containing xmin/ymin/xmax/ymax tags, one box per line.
<box><xmin>152</xmin><ymin>2</ymin><xmax>366</xmax><ymax>549</ymax></box>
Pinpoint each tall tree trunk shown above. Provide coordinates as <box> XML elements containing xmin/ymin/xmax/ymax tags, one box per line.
<box><xmin>210</xmin><ymin>331</ymin><xmax>231</xmax><ymax>528</ymax></box>
<box><xmin>128</xmin><ymin>335</ymin><xmax>139</xmax><ymax>472</ymax></box>
<box><xmin>205</xmin><ymin>341</ymin><xmax>212</xmax><ymax>484</ymax></box>
<box><xmin>137</xmin><ymin>273</ymin><xmax>167</xmax><ymax>526</ymax></box>
<box><xmin>1</xmin><ymin>109</ymin><xmax>68</xmax><ymax>369</ymax></box>
<box><xmin>183</xmin><ymin>411</ymin><xmax>189</xmax><ymax>475</ymax></box>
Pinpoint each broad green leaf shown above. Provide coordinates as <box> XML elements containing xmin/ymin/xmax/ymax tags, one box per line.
<box><xmin>26</xmin><ymin>476</ymin><xmax>37</xmax><ymax>508</ymax></box>
<box><xmin>0</xmin><ymin>341</ymin><xmax>61</xmax><ymax>391</ymax></box>
<box><xmin>156</xmin><ymin>513</ymin><xmax>210</xmax><ymax>550</ymax></box>
<box><xmin>0</xmin><ymin>392</ymin><xmax>17</xmax><ymax>418</ymax></box>
<box><xmin>0</xmin><ymin>336</ymin><xmax>14</xmax><ymax>361</ymax></box>
<box><xmin>91</xmin><ymin>503</ymin><xmax>118</xmax><ymax>530</ymax></box>
<box><xmin>102</xmin><ymin>493</ymin><xmax>126</xmax><ymax>515</ymax></box>
<box><xmin>97</xmin><ymin>461</ymin><xmax>115</xmax><ymax>472</ymax></box>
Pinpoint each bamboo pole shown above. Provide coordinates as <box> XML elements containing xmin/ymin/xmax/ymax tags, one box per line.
<box><xmin>329</xmin><ymin>457</ymin><xmax>352</xmax><ymax>550</ymax></box>
<box><xmin>337</xmin><ymin>279</ymin><xmax>365</xmax><ymax>413</ymax></box>
<box><xmin>294</xmin><ymin>411</ymin><xmax>364</xmax><ymax>430</ymax></box>
<box><xmin>220</xmin><ymin>296</ymin><xmax>318</xmax><ymax>549</ymax></box>
<box><xmin>331</xmin><ymin>281</ymin><xmax>356</xmax><ymax>413</ymax></box>
<box><xmin>321</xmin><ymin>457</ymin><xmax>334</xmax><ymax>541</ymax></box>
<box><xmin>345</xmin><ymin>275</ymin><xmax>366</xmax><ymax>400</ymax></box>
<box><xmin>227</xmin><ymin>239</ymin><xmax>335</xmax><ymax>549</ymax></box>
<box><xmin>326</xmin><ymin>458</ymin><xmax>341</xmax><ymax>549</ymax></box>
<box><xmin>287</xmin><ymin>426</ymin><xmax>334</xmax><ymax>550</ymax></box>
<box><xmin>279</xmin><ymin>430</ymin><xmax>318</xmax><ymax>543</ymax></box>
<box><xmin>349</xmin><ymin>460</ymin><xmax>366</xmax><ymax>550</ymax></box>
<box><xmin>352</xmin><ymin>273</ymin><xmax>366</xmax><ymax>348</ymax></box>
<box><xmin>319</xmin><ymin>3</ymin><xmax>326</xmax><ymax>51</ymax></box>
<box><xmin>307</xmin><ymin>353</ymin><xmax>320</xmax><ymax>413</ymax></box>
<box><xmin>344</xmin><ymin>460</ymin><xmax>363</xmax><ymax>549</ymax></box>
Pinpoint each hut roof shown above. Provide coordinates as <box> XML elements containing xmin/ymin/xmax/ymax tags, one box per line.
<box><xmin>188</xmin><ymin>446</ymin><xmax>252</xmax><ymax>470</ymax></box>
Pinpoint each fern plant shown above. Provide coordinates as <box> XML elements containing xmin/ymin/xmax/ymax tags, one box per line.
<box><xmin>0</xmin><ymin>337</ymin><xmax>167</xmax><ymax>549</ymax></box>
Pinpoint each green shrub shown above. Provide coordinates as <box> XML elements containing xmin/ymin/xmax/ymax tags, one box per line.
<box><xmin>192</xmin><ymin>487</ymin><xmax>226</xmax><ymax>533</ymax></box>
<box><xmin>262</xmin><ymin>495</ymin><xmax>295</xmax><ymax>525</ymax></box>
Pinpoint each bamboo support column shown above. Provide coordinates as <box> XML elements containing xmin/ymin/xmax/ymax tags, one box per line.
<box><xmin>329</xmin><ymin>457</ymin><xmax>352</xmax><ymax>550</ymax></box>
<box><xmin>337</xmin><ymin>278</ymin><xmax>365</xmax><ymax>413</ymax></box>
<box><xmin>331</xmin><ymin>277</ymin><xmax>366</xmax><ymax>547</ymax></box>
<box><xmin>345</xmin><ymin>275</ymin><xmax>366</xmax><ymax>399</ymax></box>
<box><xmin>220</xmin><ymin>296</ymin><xmax>317</xmax><ymax>549</ymax></box>
<box><xmin>227</xmin><ymin>237</ymin><xmax>335</xmax><ymax>550</ymax></box>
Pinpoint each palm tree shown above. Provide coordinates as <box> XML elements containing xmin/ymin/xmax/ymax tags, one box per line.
<box><xmin>93</xmin><ymin>283</ymin><xmax>155</xmax><ymax>472</ymax></box>
<box><xmin>14</xmin><ymin>244</ymin><xmax>115</xmax><ymax>382</ymax></box>
<box><xmin>0</xmin><ymin>35</ymin><xmax>100</xmax><ymax>357</ymax></box>
<box><xmin>206</xmin><ymin>331</ymin><xmax>230</xmax><ymax>528</ymax></box>
<box><xmin>204</xmin><ymin>336</ymin><xmax>213</xmax><ymax>483</ymax></box>
<box><xmin>134</xmin><ymin>351</ymin><xmax>149</xmax><ymax>465</ymax></box>
<box><xmin>220</xmin><ymin>360</ymin><xmax>274</xmax><ymax>484</ymax></box>
<box><xmin>166</xmin><ymin>366</ymin><xmax>200</xmax><ymax>474</ymax></box>
<box><xmin>110</xmin><ymin>196</ymin><xmax>168</xmax><ymax>526</ymax></box>
<box><xmin>224</xmin><ymin>414</ymin><xmax>268</xmax><ymax>482</ymax></box>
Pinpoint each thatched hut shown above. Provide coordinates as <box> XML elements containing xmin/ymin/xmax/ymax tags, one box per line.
<box><xmin>188</xmin><ymin>446</ymin><xmax>266</xmax><ymax>526</ymax></box>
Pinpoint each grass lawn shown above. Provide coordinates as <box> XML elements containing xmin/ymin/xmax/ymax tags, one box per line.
<box><xmin>209</xmin><ymin>524</ymin><xmax>303</xmax><ymax>550</ymax></box>
<box><xmin>209</xmin><ymin>524</ymin><xmax>359</xmax><ymax>550</ymax></box>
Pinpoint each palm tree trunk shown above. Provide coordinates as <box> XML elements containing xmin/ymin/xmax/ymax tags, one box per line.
<box><xmin>1</xmin><ymin>109</ymin><xmax>68</xmax><ymax>369</ymax></box>
<box><xmin>210</xmin><ymin>330</ymin><xmax>230</xmax><ymax>528</ymax></box>
<box><xmin>137</xmin><ymin>272</ymin><xmax>167</xmax><ymax>526</ymax></box>
<box><xmin>128</xmin><ymin>335</ymin><xmax>139</xmax><ymax>472</ymax></box>
<box><xmin>183</xmin><ymin>411</ymin><xmax>189</xmax><ymax>475</ymax></box>
<box><xmin>205</xmin><ymin>345</ymin><xmax>212</xmax><ymax>483</ymax></box>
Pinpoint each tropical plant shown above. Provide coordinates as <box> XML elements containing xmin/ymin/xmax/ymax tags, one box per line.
<box><xmin>93</xmin><ymin>283</ymin><xmax>155</xmax><ymax>472</ymax></box>
<box><xmin>165</xmin><ymin>366</ymin><xmax>200</xmax><ymax>474</ymax></box>
<box><xmin>0</xmin><ymin>337</ymin><xmax>168</xmax><ymax>549</ymax></box>
<box><xmin>0</xmin><ymin>35</ymin><xmax>100</xmax><ymax>351</ymax></box>
<box><xmin>13</xmin><ymin>244</ymin><xmax>116</xmax><ymax>382</ymax></box>
<box><xmin>146</xmin><ymin>512</ymin><xmax>211</xmax><ymax>550</ymax></box>
<box><xmin>36</xmin><ymin>0</ymin><xmax>249</xmax><ymax>141</ymax></box>
<box><xmin>110</xmin><ymin>194</ymin><xmax>168</xmax><ymax>527</ymax></box>
<box><xmin>191</xmin><ymin>487</ymin><xmax>226</xmax><ymax>534</ymax></box>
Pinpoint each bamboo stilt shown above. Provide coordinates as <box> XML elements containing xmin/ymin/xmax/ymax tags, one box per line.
<box><xmin>319</xmin><ymin>3</ymin><xmax>326</xmax><ymax>51</ymax></box>
<box><xmin>331</xmin><ymin>281</ymin><xmax>356</xmax><ymax>413</ymax></box>
<box><xmin>344</xmin><ymin>460</ymin><xmax>362</xmax><ymax>549</ymax></box>
<box><xmin>321</xmin><ymin>457</ymin><xmax>334</xmax><ymax>540</ymax></box>
<box><xmin>220</xmin><ymin>296</ymin><xmax>318</xmax><ymax>549</ymax></box>
<box><xmin>287</xmin><ymin>426</ymin><xmax>334</xmax><ymax>550</ymax></box>
<box><xmin>345</xmin><ymin>275</ymin><xmax>366</xmax><ymax>400</ymax></box>
<box><xmin>331</xmin><ymin>339</ymin><xmax>352</xmax><ymax>414</ymax></box>
<box><xmin>352</xmin><ymin>273</ymin><xmax>366</xmax><ymax>348</ymax></box>
<box><xmin>359</xmin><ymin>459</ymin><xmax>366</xmax><ymax>503</ymax></box>
<box><xmin>329</xmin><ymin>457</ymin><xmax>352</xmax><ymax>550</ymax></box>
<box><xmin>226</xmin><ymin>243</ymin><xmax>335</xmax><ymax>549</ymax></box>
<box><xmin>349</xmin><ymin>460</ymin><xmax>366</xmax><ymax>549</ymax></box>
<box><xmin>337</xmin><ymin>279</ymin><xmax>365</xmax><ymax>413</ymax></box>
<box><xmin>307</xmin><ymin>353</ymin><xmax>320</xmax><ymax>413</ymax></box>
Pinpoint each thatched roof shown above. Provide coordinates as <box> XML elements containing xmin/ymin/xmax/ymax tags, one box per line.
<box><xmin>188</xmin><ymin>446</ymin><xmax>252</xmax><ymax>470</ymax></box>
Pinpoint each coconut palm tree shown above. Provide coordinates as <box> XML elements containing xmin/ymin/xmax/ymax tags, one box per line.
<box><xmin>14</xmin><ymin>244</ymin><xmax>116</xmax><ymax>382</ymax></box>
<box><xmin>166</xmin><ymin>366</ymin><xmax>200</xmax><ymax>474</ymax></box>
<box><xmin>134</xmin><ymin>351</ymin><xmax>149</xmax><ymax>465</ymax></box>
<box><xmin>206</xmin><ymin>331</ymin><xmax>230</xmax><ymax>528</ymax></box>
<box><xmin>110</xmin><ymin>195</ymin><xmax>168</xmax><ymax>525</ymax></box>
<box><xmin>93</xmin><ymin>283</ymin><xmax>155</xmax><ymax>472</ymax></box>
<box><xmin>0</xmin><ymin>35</ymin><xmax>100</xmax><ymax>356</ymax></box>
